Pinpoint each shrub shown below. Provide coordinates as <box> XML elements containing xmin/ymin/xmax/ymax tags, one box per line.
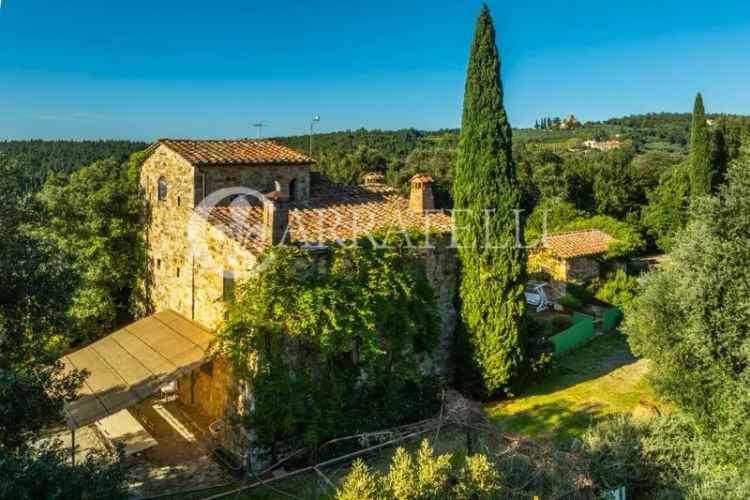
<box><xmin>591</xmin><ymin>270</ymin><xmax>639</xmax><ymax>308</ymax></box>
<box><xmin>557</xmin><ymin>294</ymin><xmax>582</xmax><ymax>310</ymax></box>
<box><xmin>336</xmin><ymin>460</ymin><xmax>382</xmax><ymax>500</ymax></box>
<box><xmin>582</xmin><ymin>414</ymin><xmax>662</xmax><ymax>496</ymax></box>
<box><xmin>583</xmin><ymin>412</ymin><xmax>750</xmax><ymax>498</ymax></box>
<box><xmin>565</xmin><ymin>282</ymin><xmax>599</xmax><ymax>305</ymax></box>
<box><xmin>336</xmin><ymin>440</ymin><xmax>504</xmax><ymax>500</ymax></box>
<box><xmin>523</xmin><ymin>318</ymin><xmax>554</xmax><ymax>376</ymax></box>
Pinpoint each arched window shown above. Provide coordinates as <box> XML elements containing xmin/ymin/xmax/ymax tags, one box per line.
<box><xmin>288</xmin><ymin>178</ymin><xmax>297</xmax><ymax>201</ymax></box>
<box><xmin>157</xmin><ymin>176</ymin><xmax>167</xmax><ymax>201</ymax></box>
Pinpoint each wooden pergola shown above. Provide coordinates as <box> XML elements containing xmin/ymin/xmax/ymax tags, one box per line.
<box><xmin>60</xmin><ymin>310</ymin><xmax>214</xmax><ymax>462</ymax></box>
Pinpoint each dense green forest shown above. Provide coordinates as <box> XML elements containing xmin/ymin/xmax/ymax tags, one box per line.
<box><xmin>0</xmin><ymin>140</ymin><xmax>147</xmax><ymax>192</ymax></box>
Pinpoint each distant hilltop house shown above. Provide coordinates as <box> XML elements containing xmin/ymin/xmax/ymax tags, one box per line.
<box><xmin>528</xmin><ymin>229</ymin><xmax>616</xmax><ymax>294</ymax></box>
<box><xmin>558</xmin><ymin>114</ymin><xmax>580</xmax><ymax>130</ymax></box>
<box><xmin>582</xmin><ymin>138</ymin><xmax>622</xmax><ymax>151</ymax></box>
<box><xmin>60</xmin><ymin>138</ymin><xmax>459</xmax><ymax>464</ymax></box>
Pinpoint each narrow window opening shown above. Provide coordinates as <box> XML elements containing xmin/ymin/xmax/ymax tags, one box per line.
<box><xmin>223</xmin><ymin>271</ymin><xmax>236</xmax><ymax>301</ymax></box>
<box><xmin>158</xmin><ymin>177</ymin><xmax>167</xmax><ymax>201</ymax></box>
<box><xmin>177</xmin><ymin>195</ymin><xmax>181</xmax><ymax>207</ymax></box>
<box><xmin>176</xmin><ymin>267</ymin><xmax>181</xmax><ymax>278</ymax></box>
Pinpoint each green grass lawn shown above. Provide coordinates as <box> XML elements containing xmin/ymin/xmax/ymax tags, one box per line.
<box><xmin>486</xmin><ymin>333</ymin><xmax>658</xmax><ymax>445</ymax></box>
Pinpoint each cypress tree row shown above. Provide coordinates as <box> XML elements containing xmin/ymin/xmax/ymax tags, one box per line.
<box><xmin>453</xmin><ymin>4</ymin><xmax>526</xmax><ymax>396</ymax></box>
<box><xmin>688</xmin><ymin>93</ymin><xmax>714</xmax><ymax>197</ymax></box>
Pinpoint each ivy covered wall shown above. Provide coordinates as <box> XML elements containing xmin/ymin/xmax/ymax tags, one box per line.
<box><xmin>212</xmin><ymin>234</ymin><xmax>458</xmax><ymax>464</ymax></box>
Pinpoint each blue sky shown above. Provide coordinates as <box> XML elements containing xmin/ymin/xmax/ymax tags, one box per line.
<box><xmin>1</xmin><ymin>0</ymin><xmax>750</xmax><ymax>140</ymax></box>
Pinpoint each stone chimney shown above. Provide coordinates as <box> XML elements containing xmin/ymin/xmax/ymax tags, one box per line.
<box><xmin>409</xmin><ymin>174</ymin><xmax>435</xmax><ymax>214</ymax></box>
<box><xmin>262</xmin><ymin>191</ymin><xmax>290</xmax><ymax>245</ymax></box>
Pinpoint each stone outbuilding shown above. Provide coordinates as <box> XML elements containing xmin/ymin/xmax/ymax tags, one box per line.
<box><xmin>528</xmin><ymin>229</ymin><xmax>615</xmax><ymax>283</ymax></box>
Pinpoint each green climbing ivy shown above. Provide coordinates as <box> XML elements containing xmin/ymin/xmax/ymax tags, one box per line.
<box><xmin>213</xmin><ymin>232</ymin><xmax>443</xmax><ymax>460</ymax></box>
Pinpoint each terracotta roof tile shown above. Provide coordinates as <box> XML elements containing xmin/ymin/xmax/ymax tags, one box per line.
<box><xmin>157</xmin><ymin>139</ymin><xmax>313</xmax><ymax>166</ymax></box>
<box><xmin>409</xmin><ymin>174</ymin><xmax>434</xmax><ymax>183</ymax></box>
<box><xmin>543</xmin><ymin>229</ymin><xmax>614</xmax><ymax>259</ymax></box>
<box><xmin>199</xmin><ymin>176</ymin><xmax>453</xmax><ymax>255</ymax></box>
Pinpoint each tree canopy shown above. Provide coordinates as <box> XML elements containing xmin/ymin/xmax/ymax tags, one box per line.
<box><xmin>452</xmin><ymin>5</ymin><xmax>526</xmax><ymax>396</ymax></box>
<box><xmin>624</xmin><ymin>146</ymin><xmax>750</xmax><ymax>469</ymax></box>
<box><xmin>688</xmin><ymin>93</ymin><xmax>715</xmax><ymax>197</ymax></box>
<box><xmin>0</xmin><ymin>156</ymin><xmax>127</xmax><ymax>499</ymax></box>
<box><xmin>36</xmin><ymin>158</ymin><xmax>142</xmax><ymax>345</ymax></box>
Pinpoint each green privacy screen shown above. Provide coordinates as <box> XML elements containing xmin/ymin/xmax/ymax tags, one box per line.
<box><xmin>551</xmin><ymin>313</ymin><xmax>594</xmax><ymax>356</ymax></box>
<box><xmin>572</xmin><ymin>312</ymin><xmax>595</xmax><ymax>325</ymax></box>
<box><xmin>603</xmin><ymin>307</ymin><xmax>623</xmax><ymax>333</ymax></box>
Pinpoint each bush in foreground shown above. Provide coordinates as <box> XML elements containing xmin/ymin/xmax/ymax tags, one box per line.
<box><xmin>336</xmin><ymin>440</ymin><xmax>503</xmax><ymax>500</ymax></box>
<box><xmin>583</xmin><ymin>412</ymin><xmax>750</xmax><ymax>499</ymax></box>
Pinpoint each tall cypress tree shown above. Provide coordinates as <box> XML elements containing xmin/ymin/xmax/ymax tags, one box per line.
<box><xmin>689</xmin><ymin>93</ymin><xmax>714</xmax><ymax>197</ymax></box>
<box><xmin>453</xmin><ymin>4</ymin><xmax>525</xmax><ymax>396</ymax></box>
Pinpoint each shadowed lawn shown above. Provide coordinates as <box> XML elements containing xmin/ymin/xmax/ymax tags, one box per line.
<box><xmin>486</xmin><ymin>333</ymin><xmax>658</xmax><ymax>444</ymax></box>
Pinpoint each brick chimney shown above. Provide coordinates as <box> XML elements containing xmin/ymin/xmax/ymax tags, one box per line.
<box><xmin>409</xmin><ymin>174</ymin><xmax>435</xmax><ymax>214</ymax></box>
<box><xmin>262</xmin><ymin>191</ymin><xmax>290</xmax><ymax>245</ymax></box>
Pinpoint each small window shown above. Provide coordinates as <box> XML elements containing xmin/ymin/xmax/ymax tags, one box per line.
<box><xmin>176</xmin><ymin>267</ymin><xmax>181</xmax><ymax>278</ymax></box>
<box><xmin>199</xmin><ymin>172</ymin><xmax>207</xmax><ymax>202</ymax></box>
<box><xmin>201</xmin><ymin>361</ymin><xmax>214</xmax><ymax>377</ymax></box>
<box><xmin>158</xmin><ymin>177</ymin><xmax>167</xmax><ymax>201</ymax></box>
<box><xmin>289</xmin><ymin>178</ymin><xmax>297</xmax><ymax>201</ymax></box>
<box><xmin>156</xmin><ymin>258</ymin><xmax>161</xmax><ymax>269</ymax></box>
<box><xmin>177</xmin><ymin>195</ymin><xmax>181</xmax><ymax>207</ymax></box>
<box><xmin>223</xmin><ymin>271</ymin><xmax>235</xmax><ymax>301</ymax></box>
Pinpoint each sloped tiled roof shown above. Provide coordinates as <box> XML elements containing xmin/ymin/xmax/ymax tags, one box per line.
<box><xmin>543</xmin><ymin>229</ymin><xmax>614</xmax><ymax>259</ymax></box>
<box><xmin>200</xmin><ymin>175</ymin><xmax>454</xmax><ymax>255</ymax></box>
<box><xmin>157</xmin><ymin>139</ymin><xmax>313</xmax><ymax>166</ymax></box>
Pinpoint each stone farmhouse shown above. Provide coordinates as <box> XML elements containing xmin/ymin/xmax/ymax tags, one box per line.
<box><xmin>58</xmin><ymin>138</ymin><xmax>616</xmax><ymax>467</ymax></box>
<box><xmin>527</xmin><ymin>229</ymin><xmax>615</xmax><ymax>299</ymax></box>
<box><xmin>61</xmin><ymin>139</ymin><xmax>458</xmax><ymax>460</ymax></box>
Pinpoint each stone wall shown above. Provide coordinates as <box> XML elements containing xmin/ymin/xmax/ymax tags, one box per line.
<box><xmin>141</xmin><ymin>145</ymin><xmax>265</xmax><ymax>330</ymax></box>
<box><xmin>565</xmin><ymin>256</ymin><xmax>600</xmax><ymax>283</ymax></box>
<box><xmin>528</xmin><ymin>249</ymin><xmax>567</xmax><ymax>281</ymax></box>
<box><xmin>418</xmin><ymin>240</ymin><xmax>458</xmax><ymax>377</ymax></box>
<box><xmin>527</xmin><ymin>249</ymin><xmax>601</xmax><ymax>284</ymax></box>
<box><xmin>176</xmin><ymin>356</ymin><xmax>234</xmax><ymax>422</ymax></box>
<box><xmin>140</xmin><ymin>145</ymin><xmax>197</xmax><ymax>320</ymax></box>
<box><xmin>191</xmin><ymin>219</ymin><xmax>258</xmax><ymax>330</ymax></box>
<box><xmin>197</xmin><ymin>164</ymin><xmax>310</xmax><ymax>204</ymax></box>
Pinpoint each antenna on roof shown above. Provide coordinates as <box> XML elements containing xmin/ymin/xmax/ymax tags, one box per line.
<box><xmin>252</xmin><ymin>122</ymin><xmax>267</xmax><ymax>139</ymax></box>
